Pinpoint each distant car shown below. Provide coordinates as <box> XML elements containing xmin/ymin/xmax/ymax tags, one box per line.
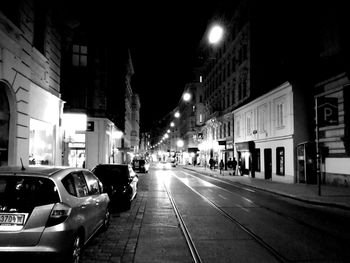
<box><xmin>157</xmin><ymin>161</ymin><xmax>172</xmax><ymax>169</ymax></box>
<box><xmin>0</xmin><ymin>166</ymin><xmax>110</xmax><ymax>263</ymax></box>
<box><xmin>132</xmin><ymin>159</ymin><xmax>149</xmax><ymax>173</ymax></box>
<box><xmin>91</xmin><ymin>164</ymin><xmax>138</xmax><ymax>210</ymax></box>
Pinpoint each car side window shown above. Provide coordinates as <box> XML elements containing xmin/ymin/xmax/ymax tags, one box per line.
<box><xmin>62</xmin><ymin>174</ymin><xmax>77</xmax><ymax>196</ymax></box>
<box><xmin>83</xmin><ymin>171</ymin><xmax>101</xmax><ymax>195</ymax></box>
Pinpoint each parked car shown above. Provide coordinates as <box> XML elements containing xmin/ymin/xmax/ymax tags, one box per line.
<box><xmin>0</xmin><ymin>166</ymin><xmax>110</xmax><ymax>263</ymax></box>
<box><xmin>91</xmin><ymin>164</ymin><xmax>138</xmax><ymax>211</ymax></box>
<box><xmin>132</xmin><ymin>159</ymin><xmax>149</xmax><ymax>173</ymax></box>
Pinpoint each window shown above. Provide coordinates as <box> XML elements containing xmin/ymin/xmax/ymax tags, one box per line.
<box><xmin>72</xmin><ymin>44</ymin><xmax>88</xmax><ymax>67</ymax></box>
<box><xmin>83</xmin><ymin>171</ymin><xmax>101</xmax><ymax>195</ymax></box>
<box><xmin>246</xmin><ymin>115</ymin><xmax>251</xmax><ymax>135</ymax></box>
<box><xmin>228</xmin><ymin>121</ymin><xmax>231</xmax><ymax>136</ymax></box>
<box><xmin>73</xmin><ymin>172</ymin><xmax>89</xmax><ymax>197</ymax></box>
<box><xmin>277</xmin><ymin>103</ymin><xmax>284</xmax><ymax>127</ymax></box>
<box><xmin>33</xmin><ymin>1</ymin><xmax>47</xmax><ymax>54</ymax></box>
<box><xmin>199</xmin><ymin>114</ymin><xmax>203</xmax><ymax>123</ymax></box>
<box><xmin>258</xmin><ymin>105</ymin><xmax>267</xmax><ymax>133</ymax></box>
<box><xmin>276</xmin><ymin>147</ymin><xmax>285</xmax><ymax>175</ymax></box>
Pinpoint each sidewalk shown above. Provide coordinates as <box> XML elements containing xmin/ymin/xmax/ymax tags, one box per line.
<box><xmin>181</xmin><ymin>165</ymin><xmax>350</xmax><ymax>210</ymax></box>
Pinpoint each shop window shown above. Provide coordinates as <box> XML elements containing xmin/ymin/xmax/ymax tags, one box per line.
<box><xmin>29</xmin><ymin>119</ymin><xmax>54</xmax><ymax>165</ymax></box>
<box><xmin>276</xmin><ymin>147</ymin><xmax>285</xmax><ymax>175</ymax></box>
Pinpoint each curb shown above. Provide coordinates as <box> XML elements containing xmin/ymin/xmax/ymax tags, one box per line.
<box><xmin>182</xmin><ymin>167</ymin><xmax>350</xmax><ymax>211</ymax></box>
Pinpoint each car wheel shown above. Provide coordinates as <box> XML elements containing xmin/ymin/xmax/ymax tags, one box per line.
<box><xmin>70</xmin><ymin>234</ymin><xmax>83</xmax><ymax>263</ymax></box>
<box><xmin>101</xmin><ymin>208</ymin><xmax>110</xmax><ymax>232</ymax></box>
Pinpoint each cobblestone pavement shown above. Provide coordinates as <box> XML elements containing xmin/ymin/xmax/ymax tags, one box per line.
<box><xmin>81</xmin><ymin>190</ymin><xmax>147</xmax><ymax>263</ymax></box>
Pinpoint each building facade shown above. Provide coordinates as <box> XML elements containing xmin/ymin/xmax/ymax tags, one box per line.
<box><xmin>0</xmin><ymin>1</ymin><xmax>63</xmax><ymax>167</ymax></box>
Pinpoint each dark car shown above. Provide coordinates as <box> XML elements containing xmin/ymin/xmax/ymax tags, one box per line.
<box><xmin>132</xmin><ymin>159</ymin><xmax>149</xmax><ymax>173</ymax></box>
<box><xmin>91</xmin><ymin>164</ymin><xmax>138</xmax><ymax>211</ymax></box>
<box><xmin>0</xmin><ymin>166</ymin><xmax>110</xmax><ymax>263</ymax></box>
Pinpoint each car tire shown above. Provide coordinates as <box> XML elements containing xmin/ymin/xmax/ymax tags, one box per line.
<box><xmin>101</xmin><ymin>208</ymin><xmax>110</xmax><ymax>232</ymax></box>
<box><xmin>70</xmin><ymin>234</ymin><xmax>83</xmax><ymax>263</ymax></box>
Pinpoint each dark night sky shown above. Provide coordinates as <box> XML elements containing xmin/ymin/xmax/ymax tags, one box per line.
<box><xmin>115</xmin><ymin>2</ymin><xmax>238</xmax><ymax>132</ymax></box>
<box><xmin>59</xmin><ymin>1</ymin><xmax>238</xmax><ymax>131</ymax></box>
<box><xmin>84</xmin><ymin>1</ymin><xmax>238</xmax><ymax>132</ymax></box>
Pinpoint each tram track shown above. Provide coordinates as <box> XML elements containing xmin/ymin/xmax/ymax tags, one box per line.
<box><xmin>163</xmin><ymin>180</ymin><xmax>203</xmax><ymax>263</ymax></box>
<box><xmin>163</xmin><ymin>172</ymin><xmax>288</xmax><ymax>263</ymax></box>
<box><xmin>182</xmin><ymin>169</ymin><xmax>350</xmax><ymax>243</ymax></box>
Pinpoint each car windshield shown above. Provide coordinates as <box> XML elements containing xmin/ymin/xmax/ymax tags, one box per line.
<box><xmin>0</xmin><ymin>176</ymin><xmax>59</xmax><ymax>212</ymax></box>
<box><xmin>93</xmin><ymin>165</ymin><xmax>129</xmax><ymax>185</ymax></box>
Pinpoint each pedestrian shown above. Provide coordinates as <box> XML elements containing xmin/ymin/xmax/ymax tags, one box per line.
<box><xmin>232</xmin><ymin>157</ymin><xmax>237</xmax><ymax>175</ymax></box>
<box><xmin>227</xmin><ymin>158</ymin><xmax>233</xmax><ymax>175</ymax></box>
<box><xmin>219</xmin><ymin>159</ymin><xmax>224</xmax><ymax>174</ymax></box>
<box><xmin>209</xmin><ymin>158</ymin><xmax>214</xmax><ymax>169</ymax></box>
<box><xmin>237</xmin><ymin>158</ymin><xmax>242</xmax><ymax>175</ymax></box>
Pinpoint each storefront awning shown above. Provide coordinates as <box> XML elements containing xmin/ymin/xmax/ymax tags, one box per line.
<box><xmin>235</xmin><ymin>141</ymin><xmax>255</xmax><ymax>151</ymax></box>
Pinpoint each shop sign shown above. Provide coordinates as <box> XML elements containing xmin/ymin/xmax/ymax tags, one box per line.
<box><xmin>218</xmin><ymin>140</ymin><xmax>226</xmax><ymax>145</ymax></box>
<box><xmin>87</xmin><ymin>121</ymin><xmax>94</xmax><ymax>131</ymax></box>
<box><xmin>317</xmin><ymin>97</ymin><xmax>338</xmax><ymax>127</ymax></box>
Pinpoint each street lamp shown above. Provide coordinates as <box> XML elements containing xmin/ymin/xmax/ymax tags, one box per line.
<box><xmin>208</xmin><ymin>24</ymin><xmax>224</xmax><ymax>45</ymax></box>
<box><xmin>174</xmin><ymin>111</ymin><xmax>180</xmax><ymax>118</ymax></box>
<box><xmin>183</xmin><ymin>92</ymin><xmax>191</xmax><ymax>102</ymax></box>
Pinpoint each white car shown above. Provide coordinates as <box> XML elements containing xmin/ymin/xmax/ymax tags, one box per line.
<box><xmin>0</xmin><ymin>166</ymin><xmax>110</xmax><ymax>262</ymax></box>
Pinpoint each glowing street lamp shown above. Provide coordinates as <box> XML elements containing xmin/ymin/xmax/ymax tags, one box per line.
<box><xmin>183</xmin><ymin>92</ymin><xmax>191</xmax><ymax>102</ymax></box>
<box><xmin>177</xmin><ymin>139</ymin><xmax>184</xmax><ymax>148</ymax></box>
<box><xmin>170</xmin><ymin>122</ymin><xmax>175</xmax><ymax>127</ymax></box>
<box><xmin>208</xmin><ymin>24</ymin><xmax>224</xmax><ymax>45</ymax></box>
<box><xmin>174</xmin><ymin>111</ymin><xmax>180</xmax><ymax>118</ymax></box>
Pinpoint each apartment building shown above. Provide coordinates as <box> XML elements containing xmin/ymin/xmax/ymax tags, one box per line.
<box><xmin>0</xmin><ymin>1</ymin><xmax>64</xmax><ymax>166</ymax></box>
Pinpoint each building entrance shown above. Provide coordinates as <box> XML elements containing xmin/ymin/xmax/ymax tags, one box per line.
<box><xmin>0</xmin><ymin>84</ymin><xmax>10</xmax><ymax>166</ymax></box>
<box><xmin>264</xmin><ymin>148</ymin><xmax>272</xmax><ymax>180</ymax></box>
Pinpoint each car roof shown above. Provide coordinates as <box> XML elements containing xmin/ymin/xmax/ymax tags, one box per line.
<box><xmin>93</xmin><ymin>164</ymin><xmax>130</xmax><ymax>168</ymax></box>
<box><xmin>0</xmin><ymin>166</ymin><xmax>87</xmax><ymax>178</ymax></box>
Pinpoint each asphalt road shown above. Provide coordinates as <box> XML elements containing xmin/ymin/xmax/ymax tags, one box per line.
<box><xmin>81</xmin><ymin>165</ymin><xmax>350</xmax><ymax>263</ymax></box>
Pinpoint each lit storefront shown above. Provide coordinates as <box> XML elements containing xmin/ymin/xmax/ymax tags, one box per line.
<box><xmin>29</xmin><ymin>119</ymin><xmax>54</xmax><ymax>165</ymax></box>
<box><xmin>62</xmin><ymin>113</ymin><xmax>87</xmax><ymax>168</ymax></box>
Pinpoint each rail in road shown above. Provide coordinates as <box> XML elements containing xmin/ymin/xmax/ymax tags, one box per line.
<box><xmin>162</xmin><ymin>171</ymin><xmax>288</xmax><ymax>263</ymax></box>
<box><xmin>161</xmin><ymin>168</ymin><xmax>350</xmax><ymax>263</ymax></box>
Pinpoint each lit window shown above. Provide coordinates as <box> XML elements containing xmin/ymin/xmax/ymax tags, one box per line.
<box><xmin>276</xmin><ymin>147</ymin><xmax>285</xmax><ymax>175</ymax></box>
<box><xmin>199</xmin><ymin>114</ymin><xmax>203</xmax><ymax>123</ymax></box>
<box><xmin>72</xmin><ymin>44</ymin><xmax>88</xmax><ymax>67</ymax></box>
<box><xmin>199</xmin><ymin>75</ymin><xmax>203</xmax><ymax>83</ymax></box>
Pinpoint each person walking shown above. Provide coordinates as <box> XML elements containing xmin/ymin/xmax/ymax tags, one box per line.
<box><xmin>227</xmin><ymin>158</ymin><xmax>233</xmax><ymax>175</ymax></box>
<box><xmin>219</xmin><ymin>159</ymin><xmax>224</xmax><ymax>175</ymax></box>
<box><xmin>232</xmin><ymin>157</ymin><xmax>237</xmax><ymax>175</ymax></box>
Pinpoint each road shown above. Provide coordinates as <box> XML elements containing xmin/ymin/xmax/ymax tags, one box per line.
<box><xmin>81</xmin><ymin>165</ymin><xmax>350</xmax><ymax>263</ymax></box>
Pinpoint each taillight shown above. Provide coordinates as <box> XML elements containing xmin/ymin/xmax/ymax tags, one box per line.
<box><xmin>46</xmin><ymin>203</ymin><xmax>72</xmax><ymax>227</ymax></box>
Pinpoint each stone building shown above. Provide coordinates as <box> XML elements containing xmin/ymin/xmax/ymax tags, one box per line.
<box><xmin>0</xmin><ymin>1</ymin><xmax>64</xmax><ymax>166</ymax></box>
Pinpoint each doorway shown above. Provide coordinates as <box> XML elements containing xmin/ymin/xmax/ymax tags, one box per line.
<box><xmin>264</xmin><ymin>148</ymin><xmax>272</xmax><ymax>180</ymax></box>
<box><xmin>0</xmin><ymin>85</ymin><xmax>10</xmax><ymax>166</ymax></box>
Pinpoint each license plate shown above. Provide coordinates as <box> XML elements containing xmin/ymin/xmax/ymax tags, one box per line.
<box><xmin>0</xmin><ymin>213</ymin><xmax>26</xmax><ymax>225</ymax></box>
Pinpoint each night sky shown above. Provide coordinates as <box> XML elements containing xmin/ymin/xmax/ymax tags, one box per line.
<box><xmin>54</xmin><ymin>0</ymin><xmax>242</xmax><ymax>132</ymax></box>
<box><xmin>68</xmin><ymin>0</ymin><xmax>238</xmax><ymax>132</ymax></box>
<box><xmin>115</xmin><ymin>1</ymin><xmax>238</xmax><ymax>132</ymax></box>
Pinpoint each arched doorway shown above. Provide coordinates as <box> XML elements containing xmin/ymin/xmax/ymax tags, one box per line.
<box><xmin>0</xmin><ymin>83</ymin><xmax>10</xmax><ymax>166</ymax></box>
